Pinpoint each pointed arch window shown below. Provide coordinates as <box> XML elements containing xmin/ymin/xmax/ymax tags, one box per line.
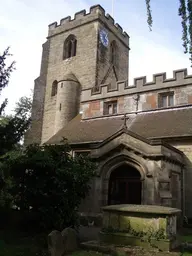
<box><xmin>51</xmin><ymin>80</ymin><xmax>58</xmax><ymax>97</ymax></box>
<box><xmin>63</xmin><ymin>34</ymin><xmax>77</xmax><ymax>59</ymax></box>
<box><xmin>110</xmin><ymin>40</ymin><xmax>117</xmax><ymax>65</ymax></box>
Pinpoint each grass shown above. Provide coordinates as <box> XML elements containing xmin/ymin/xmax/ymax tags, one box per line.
<box><xmin>0</xmin><ymin>230</ymin><xmax>48</xmax><ymax>256</ymax></box>
<box><xmin>69</xmin><ymin>252</ymin><xmax>104</xmax><ymax>256</ymax></box>
<box><xmin>182</xmin><ymin>235</ymin><xmax>192</xmax><ymax>243</ymax></box>
<box><xmin>0</xmin><ymin>229</ymin><xmax>192</xmax><ymax>256</ymax></box>
<box><xmin>0</xmin><ymin>229</ymin><xmax>105</xmax><ymax>256</ymax></box>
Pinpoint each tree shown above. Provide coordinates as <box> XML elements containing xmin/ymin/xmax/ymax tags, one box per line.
<box><xmin>145</xmin><ymin>0</ymin><xmax>192</xmax><ymax>65</ymax></box>
<box><xmin>2</xmin><ymin>142</ymin><xmax>96</xmax><ymax>231</ymax></box>
<box><xmin>0</xmin><ymin>47</ymin><xmax>32</xmax><ymax>155</ymax></box>
<box><xmin>14</xmin><ymin>95</ymin><xmax>32</xmax><ymax>120</ymax></box>
<box><xmin>0</xmin><ymin>47</ymin><xmax>15</xmax><ymax>115</ymax></box>
<box><xmin>0</xmin><ymin>95</ymin><xmax>32</xmax><ymax>155</ymax></box>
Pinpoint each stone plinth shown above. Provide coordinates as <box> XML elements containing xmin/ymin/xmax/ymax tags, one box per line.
<box><xmin>100</xmin><ymin>204</ymin><xmax>181</xmax><ymax>251</ymax></box>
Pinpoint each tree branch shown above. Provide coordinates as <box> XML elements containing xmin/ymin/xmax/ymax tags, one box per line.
<box><xmin>179</xmin><ymin>0</ymin><xmax>189</xmax><ymax>54</ymax></box>
<box><xmin>187</xmin><ymin>0</ymin><xmax>192</xmax><ymax>65</ymax></box>
<box><xmin>145</xmin><ymin>0</ymin><xmax>153</xmax><ymax>31</ymax></box>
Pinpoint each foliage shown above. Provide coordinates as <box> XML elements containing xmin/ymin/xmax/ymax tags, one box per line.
<box><xmin>14</xmin><ymin>95</ymin><xmax>32</xmax><ymax>120</ymax></box>
<box><xmin>0</xmin><ymin>114</ymin><xmax>30</xmax><ymax>155</ymax></box>
<box><xmin>0</xmin><ymin>48</ymin><xmax>32</xmax><ymax>155</ymax></box>
<box><xmin>0</xmin><ymin>47</ymin><xmax>15</xmax><ymax>115</ymax></box>
<box><xmin>0</xmin><ymin>230</ymin><xmax>48</xmax><ymax>256</ymax></box>
<box><xmin>145</xmin><ymin>0</ymin><xmax>192</xmax><ymax>65</ymax></box>
<box><xmin>145</xmin><ymin>0</ymin><xmax>152</xmax><ymax>31</ymax></box>
<box><xmin>1</xmin><ymin>142</ymin><xmax>96</xmax><ymax>231</ymax></box>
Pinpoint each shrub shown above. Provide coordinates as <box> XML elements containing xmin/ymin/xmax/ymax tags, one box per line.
<box><xmin>2</xmin><ymin>142</ymin><xmax>96</xmax><ymax>231</ymax></box>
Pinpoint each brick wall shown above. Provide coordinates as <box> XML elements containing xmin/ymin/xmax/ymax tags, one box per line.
<box><xmin>82</xmin><ymin>82</ymin><xmax>192</xmax><ymax>119</ymax></box>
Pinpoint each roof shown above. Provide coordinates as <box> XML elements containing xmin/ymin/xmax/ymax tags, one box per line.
<box><xmin>46</xmin><ymin>107</ymin><xmax>192</xmax><ymax>144</ymax></box>
<box><xmin>62</xmin><ymin>73</ymin><xmax>78</xmax><ymax>82</ymax></box>
<box><xmin>47</xmin><ymin>114</ymin><xmax>123</xmax><ymax>144</ymax></box>
<box><xmin>132</xmin><ymin>107</ymin><xmax>192</xmax><ymax>139</ymax></box>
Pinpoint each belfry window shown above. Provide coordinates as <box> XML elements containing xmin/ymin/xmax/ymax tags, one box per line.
<box><xmin>63</xmin><ymin>34</ymin><xmax>77</xmax><ymax>59</ymax></box>
<box><xmin>51</xmin><ymin>80</ymin><xmax>58</xmax><ymax>97</ymax></box>
<box><xmin>110</xmin><ymin>40</ymin><xmax>117</xmax><ymax>65</ymax></box>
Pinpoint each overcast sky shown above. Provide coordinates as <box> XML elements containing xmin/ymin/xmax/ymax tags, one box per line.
<box><xmin>1</xmin><ymin>0</ymin><xmax>192</xmax><ymax>113</ymax></box>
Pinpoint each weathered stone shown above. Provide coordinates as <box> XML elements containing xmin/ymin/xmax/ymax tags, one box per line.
<box><xmin>48</xmin><ymin>230</ymin><xmax>64</xmax><ymax>256</ymax></box>
<box><xmin>100</xmin><ymin>204</ymin><xmax>181</xmax><ymax>251</ymax></box>
<box><xmin>48</xmin><ymin>228</ymin><xmax>79</xmax><ymax>256</ymax></box>
<box><xmin>61</xmin><ymin>227</ymin><xmax>78</xmax><ymax>253</ymax></box>
<box><xmin>26</xmin><ymin>4</ymin><xmax>192</xmax><ymax>222</ymax></box>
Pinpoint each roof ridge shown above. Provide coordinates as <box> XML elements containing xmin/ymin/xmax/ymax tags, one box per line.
<box><xmin>80</xmin><ymin>115</ymin><xmax>122</xmax><ymax>122</ymax></box>
<box><xmin>139</xmin><ymin>105</ymin><xmax>192</xmax><ymax>116</ymax></box>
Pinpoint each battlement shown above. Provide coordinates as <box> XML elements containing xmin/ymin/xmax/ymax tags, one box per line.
<box><xmin>81</xmin><ymin>68</ymin><xmax>192</xmax><ymax>102</ymax></box>
<box><xmin>48</xmin><ymin>4</ymin><xmax>129</xmax><ymax>44</ymax></box>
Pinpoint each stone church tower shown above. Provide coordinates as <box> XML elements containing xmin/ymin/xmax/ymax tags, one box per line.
<box><xmin>26</xmin><ymin>4</ymin><xmax>192</xmax><ymax>221</ymax></box>
<box><xmin>26</xmin><ymin>5</ymin><xmax>129</xmax><ymax>144</ymax></box>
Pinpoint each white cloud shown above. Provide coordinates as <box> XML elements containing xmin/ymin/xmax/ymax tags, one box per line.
<box><xmin>1</xmin><ymin>0</ymin><xmax>192</xmax><ymax>114</ymax></box>
<box><xmin>0</xmin><ymin>0</ymin><xmax>89</xmax><ymax>113</ymax></box>
<box><xmin>129</xmin><ymin>36</ymin><xmax>192</xmax><ymax>84</ymax></box>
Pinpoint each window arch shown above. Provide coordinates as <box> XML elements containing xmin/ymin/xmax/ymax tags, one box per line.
<box><xmin>63</xmin><ymin>34</ymin><xmax>77</xmax><ymax>59</ymax></box>
<box><xmin>110</xmin><ymin>40</ymin><xmax>117</xmax><ymax>65</ymax></box>
<box><xmin>51</xmin><ymin>80</ymin><xmax>58</xmax><ymax>96</ymax></box>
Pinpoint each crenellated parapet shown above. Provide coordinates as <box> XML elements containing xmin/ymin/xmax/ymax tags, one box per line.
<box><xmin>81</xmin><ymin>68</ymin><xmax>192</xmax><ymax>102</ymax></box>
<box><xmin>48</xmin><ymin>5</ymin><xmax>129</xmax><ymax>45</ymax></box>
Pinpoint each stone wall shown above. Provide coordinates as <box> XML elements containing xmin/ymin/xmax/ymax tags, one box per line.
<box><xmin>79</xmin><ymin>133</ymin><xmax>183</xmax><ymax>214</ymax></box>
<box><xmin>81</xmin><ymin>69</ymin><xmax>192</xmax><ymax>119</ymax></box>
<box><xmin>40</xmin><ymin>4</ymin><xmax>129</xmax><ymax>143</ymax></box>
<box><xmin>25</xmin><ymin>41</ymin><xmax>50</xmax><ymax>145</ymax></box>
<box><xmin>41</xmin><ymin>20</ymin><xmax>99</xmax><ymax>143</ymax></box>
<box><xmin>96</xmin><ymin>23</ymin><xmax>129</xmax><ymax>87</ymax></box>
<box><xmin>169</xmin><ymin>140</ymin><xmax>192</xmax><ymax>219</ymax></box>
<box><xmin>48</xmin><ymin>5</ymin><xmax>129</xmax><ymax>44</ymax></box>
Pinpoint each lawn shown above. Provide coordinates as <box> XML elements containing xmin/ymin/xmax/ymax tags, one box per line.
<box><xmin>182</xmin><ymin>235</ymin><xmax>192</xmax><ymax>243</ymax></box>
<box><xmin>0</xmin><ymin>229</ymin><xmax>192</xmax><ymax>256</ymax></box>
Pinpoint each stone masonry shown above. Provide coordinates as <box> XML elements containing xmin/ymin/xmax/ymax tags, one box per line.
<box><xmin>26</xmin><ymin>4</ymin><xmax>192</xmax><ymax>220</ymax></box>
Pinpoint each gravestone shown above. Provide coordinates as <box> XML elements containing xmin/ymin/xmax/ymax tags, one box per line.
<box><xmin>48</xmin><ymin>230</ymin><xmax>64</xmax><ymax>256</ymax></box>
<box><xmin>61</xmin><ymin>227</ymin><xmax>78</xmax><ymax>252</ymax></box>
<box><xmin>48</xmin><ymin>227</ymin><xmax>78</xmax><ymax>256</ymax></box>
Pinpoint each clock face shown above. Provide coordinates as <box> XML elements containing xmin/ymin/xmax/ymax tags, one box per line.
<box><xmin>99</xmin><ymin>29</ymin><xmax>109</xmax><ymax>47</ymax></box>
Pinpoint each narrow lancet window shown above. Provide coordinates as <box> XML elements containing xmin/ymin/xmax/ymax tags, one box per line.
<box><xmin>51</xmin><ymin>80</ymin><xmax>58</xmax><ymax>96</ymax></box>
<box><xmin>63</xmin><ymin>34</ymin><xmax>77</xmax><ymax>59</ymax></box>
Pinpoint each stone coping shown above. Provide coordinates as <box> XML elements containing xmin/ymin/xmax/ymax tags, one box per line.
<box><xmin>101</xmin><ymin>204</ymin><xmax>181</xmax><ymax>215</ymax></box>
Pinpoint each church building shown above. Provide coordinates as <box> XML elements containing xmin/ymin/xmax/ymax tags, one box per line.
<box><xmin>25</xmin><ymin>5</ymin><xmax>192</xmax><ymax>221</ymax></box>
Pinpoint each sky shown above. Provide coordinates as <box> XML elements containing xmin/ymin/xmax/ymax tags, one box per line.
<box><xmin>1</xmin><ymin>0</ymin><xmax>192</xmax><ymax>113</ymax></box>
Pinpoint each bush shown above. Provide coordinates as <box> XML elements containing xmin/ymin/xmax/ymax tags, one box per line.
<box><xmin>2</xmin><ymin>142</ymin><xmax>96</xmax><ymax>231</ymax></box>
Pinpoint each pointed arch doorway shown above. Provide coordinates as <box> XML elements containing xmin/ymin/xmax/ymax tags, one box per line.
<box><xmin>108</xmin><ymin>164</ymin><xmax>142</xmax><ymax>205</ymax></box>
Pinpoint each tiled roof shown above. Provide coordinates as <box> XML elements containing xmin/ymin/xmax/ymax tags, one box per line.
<box><xmin>46</xmin><ymin>107</ymin><xmax>192</xmax><ymax>144</ymax></box>
<box><xmin>132</xmin><ymin>107</ymin><xmax>192</xmax><ymax>139</ymax></box>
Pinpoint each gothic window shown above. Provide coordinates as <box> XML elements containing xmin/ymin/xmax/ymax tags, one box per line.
<box><xmin>103</xmin><ymin>101</ymin><xmax>117</xmax><ymax>115</ymax></box>
<box><xmin>158</xmin><ymin>92</ymin><xmax>174</xmax><ymax>108</ymax></box>
<box><xmin>110</xmin><ymin>40</ymin><xmax>117</xmax><ymax>65</ymax></box>
<box><xmin>63</xmin><ymin>34</ymin><xmax>77</xmax><ymax>59</ymax></box>
<box><xmin>51</xmin><ymin>80</ymin><xmax>58</xmax><ymax>96</ymax></box>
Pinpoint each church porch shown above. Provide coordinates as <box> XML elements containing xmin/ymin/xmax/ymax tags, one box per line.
<box><xmin>79</xmin><ymin>129</ymin><xmax>184</xmax><ymax>219</ymax></box>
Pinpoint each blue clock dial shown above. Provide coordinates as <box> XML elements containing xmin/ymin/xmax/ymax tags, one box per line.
<box><xmin>99</xmin><ymin>29</ymin><xmax>109</xmax><ymax>47</ymax></box>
